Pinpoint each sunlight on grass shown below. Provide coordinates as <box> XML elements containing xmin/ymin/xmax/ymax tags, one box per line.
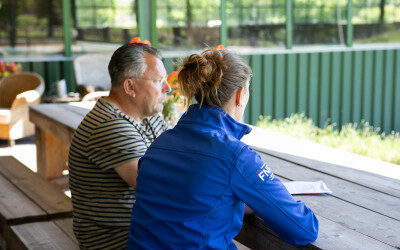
<box><xmin>256</xmin><ymin>113</ymin><xmax>400</xmax><ymax>165</ymax></box>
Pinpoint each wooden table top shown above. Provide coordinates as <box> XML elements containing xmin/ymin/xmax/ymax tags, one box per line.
<box><xmin>0</xmin><ymin>156</ymin><xmax>72</xmax><ymax>225</ymax></box>
<box><xmin>30</xmin><ymin>102</ymin><xmax>94</xmax><ymax>145</ymax></box>
<box><xmin>247</xmin><ymin>147</ymin><xmax>400</xmax><ymax>249</ymax></box>
<box><xmin>29</xmin><ymin>103</ymin><xmax>400</xmax><ymax>249</ymax></box>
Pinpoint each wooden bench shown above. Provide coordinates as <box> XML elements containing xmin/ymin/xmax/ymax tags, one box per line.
<box><xmin>9</xmin><ymin>218</ymin><xmax>78</xmax><ymax>250</ymax></box>
<box><xmin>0</xmin><ymin>156</ymin><xmax>73</xmax><ymax>249</ymax></box>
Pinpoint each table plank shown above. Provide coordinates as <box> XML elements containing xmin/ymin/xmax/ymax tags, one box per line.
<box><xmin>30</xmin><ymin>103</ymin><xmax>92</xmax><ymax>145</ymax></box>
<box><xmin>0</xmin><ymin>156</ymin><xmax>72</xmax><ymax>218</ymax></box>
<box><xmin>238</xmin><ymin>215</ymin><xmax>396</xmax><ymax>250</ymax></box>
<box><xmin>254</xmin><ymin>146</ymin><xmax>400</xmax><ymax>199</ymax></box>
<box><xmin>258</xmin><ymin>152</ymin><xmax>400</xmax><ymax>221</ymax></box>
<box><xmin>10</xmin><ymin>221</ymin><xmax>79</xmax><ymax>250</ymax></box>
<box><xmin>53</xmin><ymin>218</ymin><xmax>78</xmax><ymax>245</ymax></box>
<box><xmin>0</xmin><ymin>174</ymin><xmax>45</xmax><ymax>225</ymax></box>
<box><xmin>255</xmin><ymin>151</ymin><xmax>400</xmax><ymax>248</ymax></box>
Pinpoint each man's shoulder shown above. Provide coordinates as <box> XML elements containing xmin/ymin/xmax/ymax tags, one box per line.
<box><xmin>76</xmin><ymin>104</ymin><xmax>129</xmax><ymax>137</ymax></box>
<box><xmin>87</xmin><ymin>100</ymin><xmax>127</xmax><ymax>123</ymax></box>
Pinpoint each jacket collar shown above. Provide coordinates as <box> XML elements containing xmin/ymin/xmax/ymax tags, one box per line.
<box><xmin>178</xmin><ymin>104</ymin><xmax>252</xmax><ymax>140</ymax></box>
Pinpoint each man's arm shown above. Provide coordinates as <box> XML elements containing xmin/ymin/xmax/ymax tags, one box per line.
<box><xmin>114</xmin><ymin>159</ymin><xmax>139</xmax><ymax>187</ymax></box>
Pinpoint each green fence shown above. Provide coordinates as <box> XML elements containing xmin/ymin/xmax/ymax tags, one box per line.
<box><xmin>14</xmin><ymin>58</ymin><xmax>76</xmax><ymax>95</ymax></box>
<box><xmin>8</xmin><ymin>45</ymin><xmax>400</xmax><ymax>133</ymax></box>
<box><xmin>163</xmin><ymin>46</ymin><xmax>400</xmax><ymax>134</ymax></box>
<box><xmin>242</xmin><ymin>47</ymin><xmax>400</xmax><ymax>134</ymax></box>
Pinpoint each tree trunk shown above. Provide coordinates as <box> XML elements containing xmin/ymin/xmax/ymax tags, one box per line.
<box><xmin>47</xmin><ymin>0</ymin><xmax>54</xmax><ymax>37</ymax></box>
<box><xmin>379</xmin><ymin>0</ymin><xmax>385</xmax><ymax>25</ymax></box>
<box><xmin>186</xmin><ymin>0</ymin><xmax>192</xmax><ymax>37</ymax></box>
<box><xmin>9</xmin><ymin>0</ymin><xmax>17</xmax><ymax>47</ymax></box>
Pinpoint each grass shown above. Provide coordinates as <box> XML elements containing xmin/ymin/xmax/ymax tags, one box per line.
<box><xmin>256</xmin><ymin>113</ymin><xmax>400</xmax><ymax>165</ymax></box>
<box><xmin>354</xmin><ymin>29</ymin><xmax>400</xmax><ymax>44</ymax></box>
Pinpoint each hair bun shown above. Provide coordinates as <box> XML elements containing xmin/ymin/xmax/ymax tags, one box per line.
<box><xmin>178</xmin><ymin>48</ymin><xmax>251</xmax><ymax>108</ymax></box>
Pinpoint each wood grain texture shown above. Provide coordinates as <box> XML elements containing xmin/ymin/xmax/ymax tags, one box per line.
<box><xmin>254</xmin><ymin>150</ymin><xmax>400</xmax><ymax>248</ymax></box>
<box><xmin>237</xmin><ymin>174</ymin><xmax>398</xmax><ymax>249</ymax></box>
<box><xmin>258</xmin><ymin>153</ymin><xmax>400</xmax><ymax>221</ymax></box>
<box><xmin>29</xmin><ymin>104</ymin><xmax>90</xmax><ymax>145</ymax></box>
<box><xmin>30</xmin><ymin>103</ymin><xmax>93</xmax><ymax>179</ymax></box>
<box><xmin>53</xmin><ymin>218</ymin><xmax>78</xmax><ymax>245</ymax></box>
<box><xmin>0</xmin><ymin>156</ymin><xmax>72</xmax><ymax>217</ymax></box>
<box><xmin>10</xmin><ymin>221</ymin><xmax>79</xmax><ymax>250</ymax></box>
<box><xmin>44</xmin><ymin>131</ymin><xmax>70</xmax><ymax>179</ymax></box>
<box><xmin>238</xmin><ymin>215</ymin><xmax>396</xmax><ymax>250</ymax></box>
<box><xmin>0</xmin><ymin>174</ymin><xmax>45</xmax><ymax>225</ymax></box>
<box><xmin>253</xmin><ymin>147</ymin><xmax>400</xmax><ymax>199</ymax></box>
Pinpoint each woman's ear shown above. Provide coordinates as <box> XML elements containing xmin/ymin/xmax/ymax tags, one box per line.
<box><xmin>235</xmin><ymin>87</ymin><xmax>244</xmax><ymax>107</ymax></box>
<box><xmin>123</xmin><ymin>78</ymin><xmax>136</xmax><ymax>98</ymax></box>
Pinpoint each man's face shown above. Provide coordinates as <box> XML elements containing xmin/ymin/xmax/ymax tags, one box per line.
<box><xmin>133</xmin><ymin>54</ymin><xmax>171</xmax><ymax>117</ymax></box>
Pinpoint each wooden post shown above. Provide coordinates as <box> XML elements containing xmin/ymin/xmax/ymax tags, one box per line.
<box><xmin>286</xmin><ymin>0</ymin><xmax>293</xmax><ymax>49</ymax></box>
<box><xmin>35</xmin><ymin>127</ymin><xmax>69</xmax><ymax>180</ymax></box>
<box><xmin>220</xmin><ymin>0</ymin><xmax>227</xmax><ymax>46</ymax></box>
<box><xmin>346</xmin><ymin>0</ymin><xmax>353</xmax><ymax>47</ymax></box>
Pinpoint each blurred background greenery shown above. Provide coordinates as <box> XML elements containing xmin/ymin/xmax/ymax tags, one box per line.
<box><xmin>0</xmin><ymin>0</ymin><xmax>399</xmax><ymax>55</ymax></box>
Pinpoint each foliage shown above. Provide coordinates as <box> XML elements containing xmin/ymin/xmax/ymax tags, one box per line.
<box><xmin>162</xmin><ymin>71</ymin><xmax>185</xmax><ymax>123</ymax></box>
<box><xmin>256</xmin><ymin>113</ymin><xmax>400</xmax><ymax>165</ymax></box>
<box><xmin>355</xmin><ymin>27</ymin><xmax>400</xmax><ymax>43</ymax></box>
<box><xmin>0</xmin><ymin>61</ymin><xmax>21</xmax><ymax>78</ymax></box>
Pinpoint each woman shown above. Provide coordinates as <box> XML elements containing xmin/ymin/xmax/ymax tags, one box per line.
<box><xmin>127</xmin><ymin>48</ymin><xmax>318</xmax><ymax>249</ymax></box>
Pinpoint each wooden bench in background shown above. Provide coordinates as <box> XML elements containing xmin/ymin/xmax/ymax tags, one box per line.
<box><xmin>0</xmin><ymin>156</ymin><xmax>75</xmax><ymax>249</ymax></box>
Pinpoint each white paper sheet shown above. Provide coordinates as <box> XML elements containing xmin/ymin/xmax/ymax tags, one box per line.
<box><xmin>283</xmin><ymin>180</ymin><xmax>332</xmax><ymax>195</ymax></box>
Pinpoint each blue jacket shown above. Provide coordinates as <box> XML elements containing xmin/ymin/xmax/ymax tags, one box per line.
<box><xmin>127</xmin><ymin>104</ymin><xmax>318</xmax><ymax>250</ymax></box>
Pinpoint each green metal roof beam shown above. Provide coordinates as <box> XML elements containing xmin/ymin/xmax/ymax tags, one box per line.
<box><xmin>347</xmin><ymin>0</ymin><xmax>353</xmax><ymax>47</ymax></box>
<box><xmin>220</xmin><ymin>0</ymin><xmax>227</xmax><ymax>46</ymax></box>
<box><xmin>62</xmin><ymin>0</ymin><xmax>72</xmax><ymax>56</ymax></box>
<box><xmin>286</xmin><ymin>0</ymin><xmax>293</xmax><ymax>49</ymax></box>
<box><xmin>137</xmin><ymin>0</ymin><xmax>158</xmax><ymax>47</ymax></box>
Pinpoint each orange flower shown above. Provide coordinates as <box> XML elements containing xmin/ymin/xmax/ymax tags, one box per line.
<box><xmin>167</xmin><ymin>74</ymin><xmax>174</xmax><ymax>83</ymax></box>
<box><xmin>130</xmin><ymin>37</ymin><xmax>152</xmax><ymax>46</ymax></box>
<box><xmin>215</xmin><ymin>44</ymin><xmax>225</xmax><ymax>50</ymax></box>
<box><xmin>170</xmin><ymin>71</ymin><xmax>179</xmax><ymax>78</ymax></box>
<box><xmin>167</xmin><ymin>71</ymin><xmax>180</xmax><ymax>87</ymax></box>
<box><xmin>130</xmin><ymin>37</ymin><xmax>142</xmax><ymax>43</ymax></box>
<box><xmin>172</xmin><ymin>89</ymin><xmax>180</xmax><ymax>97</ymax></box>
<box><xmin>142</xmin><ymin>40</ymin><xmax>151</xmax><ymax>46</ymax></box>
<box><xmin>171</xmin><ymin>82</ymin><xmax>180</xmax><ymax>88</ymax></box>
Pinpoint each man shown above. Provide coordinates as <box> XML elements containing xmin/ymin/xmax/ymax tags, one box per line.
<box><xmin>68</xmin><ymin>42</ymin><xmax>171</xmax><ymax>249</ymax></box>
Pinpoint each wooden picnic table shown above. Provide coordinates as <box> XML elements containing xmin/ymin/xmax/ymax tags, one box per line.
<box><xmin>29</xmin><ymin>102</ymin><xmax>95</xmax><ymax>180</ymax></box>
<box><xmin>0</xmin><ymin>156</ymin><xmax>75</xmax><ymax>249</ymax></box>
<box><xmin>29</xmin><ymin>103</ymin><xmax>400</xmax><ymax>249</ymax></box>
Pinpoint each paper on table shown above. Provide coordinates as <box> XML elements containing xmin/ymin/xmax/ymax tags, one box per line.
<box><xmin>283</xmin><ymin>180</ymin><xmax>332</xmax><ymax>195</ymax></box>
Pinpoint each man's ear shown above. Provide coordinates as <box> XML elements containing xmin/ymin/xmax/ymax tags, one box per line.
<box><xmin>235</xmin><ymin>87</ymin><xmax>244</xmax><ymax>107</ymax></box>
<box><xmin>123</xmin><ymin>78</ymin><xmax>136</xmax><ymax>98</ymax></box>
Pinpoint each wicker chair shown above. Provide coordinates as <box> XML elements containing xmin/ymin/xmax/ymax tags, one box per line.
<box><xmin>0</xmin><ymin>72</ymin><xmax>45</xmax><ymax>146</ymax></box>
<box><xmin>73</xmin><ymin>54</ymin><xmax>111</xmax><ymax>100</ymax></box>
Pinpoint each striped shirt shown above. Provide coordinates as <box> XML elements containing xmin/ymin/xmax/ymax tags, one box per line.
<box><xmin>68</xmin><ymin>98</ymin><xmax>167</xmax><ymax>249</ymax></box>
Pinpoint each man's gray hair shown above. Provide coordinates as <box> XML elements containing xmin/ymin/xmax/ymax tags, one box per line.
<box><xmin>108</xmin><ymin>43</ymin><xmax>161</xmax><ymax>87</ymax></box>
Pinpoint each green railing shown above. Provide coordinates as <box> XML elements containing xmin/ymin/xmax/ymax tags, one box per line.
<box><xmin>6</xmin><ymin>44</ymin><xmax>400</xmax><ymax>133</ymax></box>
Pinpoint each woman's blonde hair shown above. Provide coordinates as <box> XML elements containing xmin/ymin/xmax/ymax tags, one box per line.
<box><xmin>178</xmin><ymin>49</ymin><xmax>252</xmax><ymax>108</ymax></box>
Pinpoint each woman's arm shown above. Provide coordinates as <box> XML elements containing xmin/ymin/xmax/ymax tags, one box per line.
<box><xmin>230</xmin><ymin>145</ymin><xmax>319</xmax><ymax>246</ymax></box>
